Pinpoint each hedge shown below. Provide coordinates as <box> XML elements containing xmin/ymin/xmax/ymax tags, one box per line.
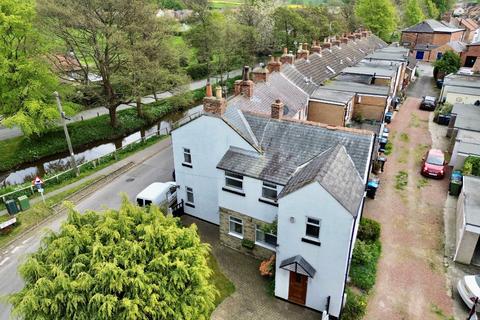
<box><xmin>463</xmin><ymin>156</ymin><xmax>480</xmax><ymax>176</ymax></box>
<box><xmin>342</xmin><ymin>288</ymin><xmax>368</xmax><ymax>320</ymax></box>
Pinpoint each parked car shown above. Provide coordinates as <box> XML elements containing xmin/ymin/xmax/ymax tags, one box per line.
<box><xmin>420</xmin><ymin>96</ymin><xmax>437</xmax><ymax>111</ymax></box>
<box><xmin>421</xmin><ymin>149</ymin><xmax>446</xmax><ymax>178</ymax></box>
<box><xmin>457</xmin><ymin>275</ymin><xmax>480</xmax><ymax>309</ymax></box>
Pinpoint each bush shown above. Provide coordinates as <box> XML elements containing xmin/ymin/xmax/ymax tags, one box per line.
<box><xmin>241</xmin><ymin>239</ymin><xmax>255</xmax><ymax>249</ymax></box>
<box><xmin>342</xmin><ymin>288</ymin><xmax>367</xmax><ymax>320</ymax></box>
<box><xmin>463</xmin><ymin>156</ymin><xmax>480</xmax><ymax>176</ymax></box>
<box><xmin>358</xmin><ymin>218</ymin><xmax>381</xmax><ymax>242</ymax></box>
<box><xmin>350</xmin><ymin>240</ymin><xmax>381</xmax><ymax>291</ymax></box>
<box><xmin>186</xmin><ymin>63</ymin><xmax>209</xmax><ymax>80</ymax></box>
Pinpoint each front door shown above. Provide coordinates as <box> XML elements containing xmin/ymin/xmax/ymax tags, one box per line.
<box><xmin>465</xmin><ymin>56</ymin><xmax>477</xmax><ymax>68</ymax></box>
<box><xmin>288</xmin><ymin>271</ymin><xmax>308</xmax><ymax>305</ymax></box>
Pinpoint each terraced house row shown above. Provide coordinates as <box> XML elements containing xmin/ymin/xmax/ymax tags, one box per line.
<box><xmin>170</xmin><ymin>31</ymin><xmax>415</xmax><ymax>318</ymax></box>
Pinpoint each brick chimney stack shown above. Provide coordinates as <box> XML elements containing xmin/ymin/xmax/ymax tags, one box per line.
<box><xmin>340</xmin><ymin>37</ymin><xmax>349</xmax><ymax>44</ymax></box>
<box><xmin>311</xmin><ymin>40</ymin><xmax>321</xmax><ymax>54</ymax></box>
<box><xmin>280</xmin><ymin>48</ymin><xmax>295</xmax><ymax>64</ymax></box>
<box><xmin>332</xmin><ymin>40</ymin><xmax>341</xmax><ymax>47</ymax></box>
<box><xmin>347</xmin><ymin>34</ymin><xmax>356</xmax><ymax>41</ymax></box>
<box><xmin>252</xmin><ymin>63</ymin><xmax>269</xmax><ymax>82</ymax></box>
<box><xmin>267</xmin><ymin>56</ymin><xmax>282</xmax><ymax>73</ymax></box>
<box><xmin>361</xmin><ymin>31</ymin><xmax>368</xmax><ymax>38</ymax></box>
<box><xmin>234</xmin><ymin>66</ymin><xmax>254</xmax><ymax>98</ymax></box>
<box><xmin>271</xmin><ymin>99</ymin><xmax>284</xmax><ymax>120</ymax></box>
<box><xmin>203</xmin><ymin>84</ymin><xmax>226</xmax><ymax>115</ymax></box>
<box><xmin>354</xmin><ymin>33</ymin><xmax>362</xmax><ymax>40</ymax></box>
<box><xmin>320</xmin><ymin>41</ymin><xmax>332</xmax><ymax>50</ymax></box>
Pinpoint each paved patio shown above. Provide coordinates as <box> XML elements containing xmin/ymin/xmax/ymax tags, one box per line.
<box><xmin>181</xmin><ymin>215</ymin><xmax>321</xmax><ymax>320</ymax></box>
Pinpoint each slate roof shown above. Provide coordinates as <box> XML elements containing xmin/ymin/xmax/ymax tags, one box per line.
<box><xmin>217</xmin><ymin>112</ymin><xmax>374</xmax><ymax>185</ymax></box>
<box><xmin>403</xmin><ymin>19</ymin><xmax>464</xmax><ymax>33</ymax></box>
<box><xmin>443</xmin><ymin>73</ymin><xmax>480</xmax><ymax>88</ymax></box>
<box><xmin>462</xmin><ymin>176</ymin><xmax>480</xmax><ymax>227</ymax></box>
<box><xmin>279</xmin><ymin>255</ymin><xmax>316</xmax><ymax>278</ymax></box>
<box><xmin>323</xmin><ymin>80</ymin><xmax>390</xmax><ymax>96</ymax></box>
<box><xmin>278</xmin><ymin>145</ymin><xmax>364</xmax><ymax>215</ymax></box>
<box><xmin>456</xmin><ymin>130</ymin><xmax>480</xmax><ymax>155</ymax></box>
<box><xmin>280</xmin><ymin>64</ymin><xmax>319</xmax><ymax>95</ymax></box>
<box><xmin>227</xmin><ymin>72</ymin><xmax>309</xmax><ymax>118</ymax></box>
<box><xmin>452</xmin><ymin>104</ymin><xmax>480</xmax><ymax>132</ymax></box>
<box><xmin>459</xmin><ymin>18</ymin><xmax>479</xmax><ymax>31</ymax></box>
<box><xmin>311</xmin><ymin>88</ymin><xmax>355</xmax><ymax>104</ymax></box>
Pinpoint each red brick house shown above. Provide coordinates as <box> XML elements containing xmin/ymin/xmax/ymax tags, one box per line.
<box><xmin>461</xmin><ymin>42</ymin><xmax>480</xmax><ymax>67</ymax></box>
<box><xmin>401</xmin><ymin>19</ymin><xmax>465</xmax><ymax>61</ymax></box>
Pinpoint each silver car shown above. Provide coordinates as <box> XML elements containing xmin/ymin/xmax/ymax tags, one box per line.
<box><xmin>457</xmin><ymin>275</ymin><xmax>480</xmax><ymax>309</ymax></box>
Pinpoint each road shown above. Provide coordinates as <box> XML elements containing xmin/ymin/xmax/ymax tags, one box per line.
<box><xmin>0</xmin><ymin>69</ymin><xmax>242</xmax><ymax>141</ymax></box>
<box><xmin>0</xmin><ymin>140</ymin><xmax>174</xmax><ymax>319</ymax></box>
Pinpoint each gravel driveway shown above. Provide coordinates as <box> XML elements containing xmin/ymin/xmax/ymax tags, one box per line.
<box><xmin>363</xmin><ymin>74</ymin><xmax>454</xmax><ymax>318</ymax></box>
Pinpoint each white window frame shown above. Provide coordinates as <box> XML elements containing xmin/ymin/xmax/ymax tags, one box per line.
<box><xmin>229</xmin><ymin>216</ymin><xmax>243</xmax><ymax>238</ymax></box>
<box><xmin>183</xmin><ymin>148</ymin><xmax>192</xmax><ymax>165</ymax></box>
<box><xmin>186</xmin><ymin>186</ymin><xmax>194</xmax><ymax>205</ymax></box>
<box><xmin>261</xmin><ymin>181</ymin><xmax>278</xmax><ymax>201</ymax></box>
<box><xmin>255</xmin><ymin>224</ymin><xmax>277</xmax><ymax>250</ymax></box>
<box><xmin>305</xmin><ymin>217</ymin><xmax>321</xmax><ymax>240</ymax></box>
<box><xmin>225</xmin><ymin>171</ymin><xmax>244</xmax><ymax>190</ymax></box>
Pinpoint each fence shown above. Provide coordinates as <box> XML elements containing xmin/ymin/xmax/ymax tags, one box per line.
<box><xmin>0</xmin><ymin>127</ymin><xmax>171</xmax><ymax>205</ymax></box>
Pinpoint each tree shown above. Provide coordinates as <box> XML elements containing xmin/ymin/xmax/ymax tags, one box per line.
<box><xmin>0</xmin><ymin>0</ymin><xmax>59</xmax><ymax>136</ymax></box>
<box><xmin>37</xmin><ymin>0</ymin><xmax>173</xmax><ymax>127</ymax></box>
<box><xmin>424</xmin><ymin>0</ymin><xmax>440</xmax><ymax>19</ymax></box>
<box><xmin>10</xmin><ymin>197</ymin><xmax>217</xmax><ymax>319</ymax></box>
<box><xmin>404</xmin><ymin>0</ymin><xmax>425</xmax><ymax>26</ymax></box>
<box><xmin>434</xmin><ymin>50</ymin><xmax>461</xmax><ymax>77</ymax></box>
<box><xmin>355</xmin><ymin>0</ymin><xmax>398</xmax><ymax>41</ymax></box>
<box><xmin>272</xmin><ymin>7</ymin><xmax>307</xmax><ymax>51</ymax></box>
<box><xmin>433</xmin><ymin>0</ymin><xmax>453</xmax><ymax>15</ymax></box>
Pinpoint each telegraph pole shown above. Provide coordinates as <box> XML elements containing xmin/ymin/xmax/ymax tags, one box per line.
<box><xmin>54</xmin><ymin>91</ymin><xmax>79</xmax><ymax>176</ymax></box>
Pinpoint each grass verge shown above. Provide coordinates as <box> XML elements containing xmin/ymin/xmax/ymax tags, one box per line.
<box><xmin>207</xmin><ymin>253</ymin><xmax>235</xmax><ymax>312</ymax></box>
<box><xmin>0</xmin><ymin>178</ymin><xmax>96</xmax><ymax>249</ymax></box>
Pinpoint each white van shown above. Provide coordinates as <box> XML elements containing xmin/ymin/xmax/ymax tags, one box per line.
<box><xmin>136</xmin><ymin>182</ymin><xmax>177</xmax><ymax>208</ymax></box>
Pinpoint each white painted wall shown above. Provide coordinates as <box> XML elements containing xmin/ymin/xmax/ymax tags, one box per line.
<box><xmin>219</xmin><ymin>174</ymin><xmax>282</xmax><ymax>224</ymax></box>
<box><xmin>171</xmin><ymin>115</ymin><xmax>257</xmax><ymax>224</ymax></box>
<box><xmin>275</xmin><ymin>182</ymin><xmax>354</xmax><ymax>317</ymax></box>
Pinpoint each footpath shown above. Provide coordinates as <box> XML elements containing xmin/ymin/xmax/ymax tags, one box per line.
<box><xmin>0</xmin><ymin>137</ymin><xmax>172</xmax><ymax>217</ymax></box>
<box><xmin>0</xmin><ymin>69</ymin><xmax>242</xmax><ymax>141</ymax></box>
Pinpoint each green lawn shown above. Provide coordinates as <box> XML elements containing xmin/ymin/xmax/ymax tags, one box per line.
<box><xmin>207</xmin><ymin>253</ymin><xmax>235</xmax><ymax>308</ymax></box>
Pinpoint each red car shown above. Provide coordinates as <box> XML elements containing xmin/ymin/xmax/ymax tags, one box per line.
<box><xmin>421</xmin><ymin>149</ymin><xmax>446</xmax><ymax>178</ymax></box>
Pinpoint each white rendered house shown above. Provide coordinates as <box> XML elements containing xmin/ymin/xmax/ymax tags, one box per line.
<box><xmin>171</xmin><ymin>85</ymin><xmax>375</xmax><ymax>317</ymax></box>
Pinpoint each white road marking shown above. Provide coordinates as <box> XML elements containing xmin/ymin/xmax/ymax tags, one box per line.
<box><xmin>10</xmin><ymin>246</ymin><xmax>23</xmax><ymax>254</ymax></box>
<box><xmin>22</xmin><ymin>237</ymin><xmax>33</xmax><ymax>244</ymax></box>
<box><xmin>0</xmin><ymin>257</ymin><xmax>10</xmax><ymax>266</ymax></box>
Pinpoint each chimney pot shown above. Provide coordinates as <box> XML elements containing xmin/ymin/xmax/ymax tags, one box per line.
<box><xmin>215</xmin><ymin>86</ymin><xmax>222</xmax><ymax>99</ymax></box>
<box><xmin>271</xmin><ymin>99</ymin><xmax>284</xmax><ymax>120</ymax></box>
<box><xmin>267</xmin><ymin>56</ymin><xmax>282</xmax><ymax>72</ymax></box>
<box><xmin>205</xmin><ymin>82</ymin><xmax>213</xmax><ymax>97</ymax></box>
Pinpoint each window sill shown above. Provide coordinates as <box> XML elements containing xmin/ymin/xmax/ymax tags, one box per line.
<box><xmin>182</xmin><ymin>162</ymin><xmax>193</xmax><ymax>168</ymax></box>
<box><xmin>255</xmin><ymin>241</ymin><xmax>277</xmax><ymax>251</ymax></box>
<box><xmin>185</xmin><ymin>202</ymin><xmax>195</xmax><ymax>208</ymax></box>
<box><xmin>258</xmin><ymin>197</ymin><xmax>278</xmax><ymax>207</ymax></box>
<box><xmin>222</xmin><ymin>187</ymin><xmax>245</xmax><ymax>197</ymax></box>
<box><xmin>301</xmin><ymin>237</ymin><xmax>321</xmax><ymax>246</ymax></box>
<box><xmin>228</xmin><ymin>232</ymin><xmax>243</xmax><ymax>240</ymax></box>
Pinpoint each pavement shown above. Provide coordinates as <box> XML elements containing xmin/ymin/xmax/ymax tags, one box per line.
<box><xmin>0</xmin><ymin>137</ymin><xmax>174</xmax><ymax>319</ymax></box>
<box><xmin>0</xmin><ymin>69</ymin><xmax>242</xmax><ymax>141</ymax></box>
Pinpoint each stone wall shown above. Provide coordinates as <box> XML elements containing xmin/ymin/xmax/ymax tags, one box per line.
<box><xmin>219</xmin><ymin>207</ymin><xmax>276</xmax><ymax>260</ymax></box>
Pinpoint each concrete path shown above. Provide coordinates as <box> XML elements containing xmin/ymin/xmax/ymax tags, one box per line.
<box><xmin>0</xmin><ymin>69</ymin><xmax>242</xmax><ymax>141</ymax></box>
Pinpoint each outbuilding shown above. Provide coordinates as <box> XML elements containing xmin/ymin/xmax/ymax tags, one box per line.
<box><xmin>454</xmin><ymin>176</ymin><xmax>480</xmax><ymax>265</ymax></box>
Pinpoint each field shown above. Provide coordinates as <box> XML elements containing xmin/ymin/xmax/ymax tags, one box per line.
<box><xmin>209</xmin><ymin>0</ymin><xmax>242</xmax><ymax>9</ymax></box>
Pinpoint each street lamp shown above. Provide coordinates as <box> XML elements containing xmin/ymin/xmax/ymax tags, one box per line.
<box><xmin>54</xmin><ymin>91</ymin><xmax>79</xmax><ymax>176</ymax></box>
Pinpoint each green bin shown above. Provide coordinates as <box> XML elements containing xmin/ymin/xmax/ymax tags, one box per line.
<box><xmin>18</xmin><ymin>195</ymin><xmax>30</xmax><ymax>211</ymax></box>
<box><xmin>449</xmin><ymin>180</ymin><xmax>462</xmax><ymax>196</ymax></box>
<box><xmin>5</xmin><ymin>199</ymin><xmax>19</xmax><ymax>215</ymax></box>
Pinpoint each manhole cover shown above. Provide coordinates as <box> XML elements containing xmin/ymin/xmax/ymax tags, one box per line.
<box><xmin>126</xmin><ymin>177</ymin><xmax>135</xmax><ymax>182</ymax></box>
